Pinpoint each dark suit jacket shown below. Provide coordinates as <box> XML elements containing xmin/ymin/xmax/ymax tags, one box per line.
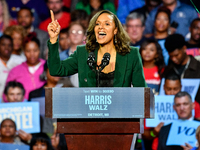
<box><xmin>47</xmin><ymin>40</ymin><xmax>147</xmax><ymax>87</ymax></box>
<box><xmin>158</xmin><ymin>123</ymin><xmax>183</xmax><ymax>150</ymax></box>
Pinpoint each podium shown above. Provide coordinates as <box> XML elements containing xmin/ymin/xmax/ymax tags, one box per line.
<box><xmin>45</xmin><ymin>87</ymin><xmax>154</xmax><ymax>150</ymax></box>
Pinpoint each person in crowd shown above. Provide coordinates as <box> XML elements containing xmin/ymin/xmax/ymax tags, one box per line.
<box><xmin>0</xmin><ymin>0</ymin><xmax>16</xmax><ymax>35</ymax></box>
<box><xmin>6</xmin><ymin>0</ymin><xmax>49</xmax><ymax>27</ymax></box>
<box><xmin>185</xmin><ymin>18</ymin><xmax>200</xmax><ymax>60</ymax></box>
<box><xmin>3</xmin><ymin>81</ymin><xmax>25</xmax><ymax>102</ymax></box>
<box><xmin>59</xmin><ymin>28</ymin><xmax>70</xmax><ymax>52</ymax></box>
<box><xmin>157</xmin><ymin>91</ymin><xmax>196</xmax><ymax>150</ymax></box>
<box><xmin>47</xmin><ymin>9</ymin><xmax>147</xmax><ymax>88</ymax></box>
<box><xmin>17</xmin><ymin>7</ymin><xmax>49</xmax><ymax>59</ymax></box>
<box><xmin>139</xmin><ymin>39</ymin><xmax>165</xmax><ymax>94</ymax></box>
<box><xmin>76</xmin><ymin>0</ymin><xmax>116</xmax><ymax>15</ymax></box>
<box><xmin>4</xmin><ymin>25</ymin><xmax>27</xmax><ymax>61</ymax></box>
<box><xmin>153</xmin><ymin>6</ymin><xmax>171</xmax><ymax>65</ymax></box>
<box><xmin>0</xmin><ymin>118</ymin><xmax>24</xmax><ymax>145</ymax></box>
<box><xmin>163</xmin><ymin>71</ymin><xmax>181</xmax><ymax>95</ymax></box>
<box><xmin>131</xmin><ymin>0</ymin><xmax>162</xmax><ymax>21</ymax></box>
<box><xmin>59</xmin><ymin>22</ymin><xmax>85</xmax><ymax>61</ymax></box>
<box><xmin>144</xmin><ymin>0</ymin><xmax>198</xmax><ymax>37</ymax></box>
<box><xmin>5</xmin><ymin>33</ymin><xmax>46</xmax><ymax>101</ymax></box>
<box><xmin>0</xmin><ymin>35</ymin><xmax>24</xmax><ymax>99</ymax></box>
<box><xmin>59</xmin><ymin>22</ymin><xmax>86</xmax><ymax>87</ymax></box>
<box><xmin>163</xmin><ymin>33</ymin><xmax>200</xmax><ymax>102</ymax></box>
<box><xmin>125</xmin><ymin>12</ymin><xmax>146</xmax><ymax>48</ymax></box>
<box><xmin>70</xmin><ymin>9</ymin><xmax>89</xmax><ymax>30</ymax></box>
<box><xmin>30</xmin><ymin>133</ymin><xmax>54</xmax><ymax>150</ymax></box>
<box><xmin>39</xmin><ymin>0</ymin><xmax>71</xmax><ymax>32</ymax></box>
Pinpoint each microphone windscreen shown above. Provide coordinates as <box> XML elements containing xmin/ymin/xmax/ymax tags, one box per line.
<box><xmin>103</xmin><ymin>53</ymin><xmax>110</xmax><ymax>60</ymax></box>
<box><xmin>88</xmin><ymin>52</ymin><xmax>95</xmax><ymax>58</ymax></box>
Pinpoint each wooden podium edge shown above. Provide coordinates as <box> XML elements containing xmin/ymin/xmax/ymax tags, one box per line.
<box><xmin>45</xmin><ymin>88</ymin><xmax>52</xmax><ymax>118</ymax></box>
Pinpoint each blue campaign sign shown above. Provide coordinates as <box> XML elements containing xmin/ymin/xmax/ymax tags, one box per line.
<box><xmin>0</xmin><ymin>143</ymin><xmax>29</xmax><ymax>150</ymax></box>
<box><xmin>159</xmin><ymin>79</ymin><xmax>200</xmax><ymax>96</ymax></box>
<box><xmin>166</xmin><ymin>120</ymin><xmax>200</xmax><ymax>147</ymax></box>
<box><xmin>146</xmin><ymin>95</ymin><xmax>177</xmax><ymax>127</ymax></box>
<box><xmin>0</xmin><ymin>102</ymin><xmax>40</xmax><ymax>133</ymax></box>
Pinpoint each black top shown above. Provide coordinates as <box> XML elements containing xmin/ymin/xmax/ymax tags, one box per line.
<box><xmin>99</xmin><ymin>71</ymin><xmax>115</xmax><ymax>87</ymax></box>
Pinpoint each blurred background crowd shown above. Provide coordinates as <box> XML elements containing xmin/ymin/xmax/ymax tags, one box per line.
<box><xmin>0</xmin><ymin>0</ymin><xmax>200</xmax><ymax>149</ymax></box>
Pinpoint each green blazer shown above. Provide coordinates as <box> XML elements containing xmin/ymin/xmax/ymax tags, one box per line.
<box><xmin>47</xmin><ymin>40</ymin><xmax>147</xmax><ymax>87</ymax></box>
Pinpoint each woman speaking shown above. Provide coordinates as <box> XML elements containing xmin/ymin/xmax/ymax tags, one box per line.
<box><xmin>47</xmin><ymin>10</ymin><xmax>147</xmax><ymax>88</ymax></box>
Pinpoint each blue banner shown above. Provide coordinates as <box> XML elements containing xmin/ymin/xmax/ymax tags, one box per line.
<box><xmin>0</xmin><ymin>102</ymin><xmax>40</xmax><ymax>133</ymax></box>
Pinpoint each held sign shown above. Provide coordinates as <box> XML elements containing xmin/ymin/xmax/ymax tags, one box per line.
<box><xmin>166</xmin><ymin>120</ymin><xmax>200</xmax><ymax>147</ymax></box>
<box><xmin>0</xmin><ymin>102</ymin><xmax>40</xmax><ymax>133</ymax></box>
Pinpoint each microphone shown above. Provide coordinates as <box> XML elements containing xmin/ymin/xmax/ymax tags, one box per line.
<box><xmin>99</xmin><ymin>53</ymin><xmax>110</xmax><ymax>71</ymax></box>
<box><xmin>87</xmin><ymin>52</ymin><xmax>96</xmax><ymax>71</ymax></box>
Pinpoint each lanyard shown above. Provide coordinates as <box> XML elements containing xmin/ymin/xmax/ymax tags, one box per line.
<box><xmin>173</xmin><ymin>57</ymin><xmax>191</xmax><ymax>79</ymax></box>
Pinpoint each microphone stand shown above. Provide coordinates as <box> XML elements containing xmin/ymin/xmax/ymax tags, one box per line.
<box><xmin>87</xmin><ymin>53</ymin><xmax>110</xmax><ymax>87</ymax></box>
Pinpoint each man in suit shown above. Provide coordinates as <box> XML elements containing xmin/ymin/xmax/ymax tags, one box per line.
<box><xmin>158</xmin><ymin>91</ymin><xmax>195</xmax><ymax>150</ymax></box>
<box><xmin>17</xmin><ymin>7</ymin><xmax>49</xmax><ymax>59</ymax></box>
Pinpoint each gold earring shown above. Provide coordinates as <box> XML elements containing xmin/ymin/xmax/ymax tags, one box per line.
<box><xmin>115</xmin><ymin>34</ymin><xmax>117</xmax><ymax>44</ymax></box>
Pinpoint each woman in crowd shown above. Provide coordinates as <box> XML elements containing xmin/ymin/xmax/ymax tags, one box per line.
<box><xmin>0</xmin><ymin>118</ymin><xmax>24</xmax><ymax>145</ymax></box>
<box><xmin>5</xmin><ymin>32</ymin><xmax>46</xmax><ymax>100</ymax></box>
<box><xmin>59</xmin><ymin>22</ymin><xmax>86</xmax><ymax>60</ymax></box>
<box><xmin>139</xmin><ymin>39</ymin><xmax>165</xmax><ymax>149</ymax></box>
<box><xmin>4</xmin><ymin>25</ymin><xmax>27</xmax><ymax>61</ymax></box>
<box><xmin>59</xmin><ymin>22</ymin><xmax>86</xmax><ymax>87</ymax></box>
<box><xmin>30</xmin><ymin>133</ymin><xmax>54</xmax><ymax>150</ymax></box>
<box><xmin>76</xmin><ymin>0</ymin><xmax>116</xmax><ymax>15</ymax></box>
<box><xmin>139</xmin><ymin>39</ymin><xmax>165</xmax><ymax>92</ymax></box>
<box><xmin>47</xmin><ymin>10</ymin><xmax>147</xmax><ymax>88</ymax></box>
<box><xmin>153</xmin><ymin>6</ymin><xmax>171</xmax><ymax>65</ymax></box>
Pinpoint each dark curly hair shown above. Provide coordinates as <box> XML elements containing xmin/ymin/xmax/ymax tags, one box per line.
<box><xmin>139</xmin><ymin>39</ymin><xmax>165</xmax><ymax>77</ymax></box>
<box><xmin>155</xmin><ymin>6</ymin><xmax>171</xmax><ymax>22</ymax></box>
<box><xmin>86</xmin><ymin>10</ymin><xmax>131</xmax><ymax>55</ymax></box>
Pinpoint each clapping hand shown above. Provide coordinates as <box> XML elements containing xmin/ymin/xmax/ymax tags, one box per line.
<box><xmin>47</xmin><ymin>10</ymin><xmax>61</xmax><ymax>44</ymax></box>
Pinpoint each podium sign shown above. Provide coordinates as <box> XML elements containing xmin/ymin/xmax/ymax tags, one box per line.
<box><xmin>46</xmin><ymin>87</ymin><xmax>154</xmax><ymax>119</ymax></box>
<box><xmin>45</xmin><ymin>87</ymin><xmax>154</xmax><ymax>150</ymax></box>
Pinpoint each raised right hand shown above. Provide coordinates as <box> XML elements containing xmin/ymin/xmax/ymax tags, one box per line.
<box><xmin>47</xmin><ymin>10</ymin><xmax>61</xmax><ymax>44</ymax></box>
